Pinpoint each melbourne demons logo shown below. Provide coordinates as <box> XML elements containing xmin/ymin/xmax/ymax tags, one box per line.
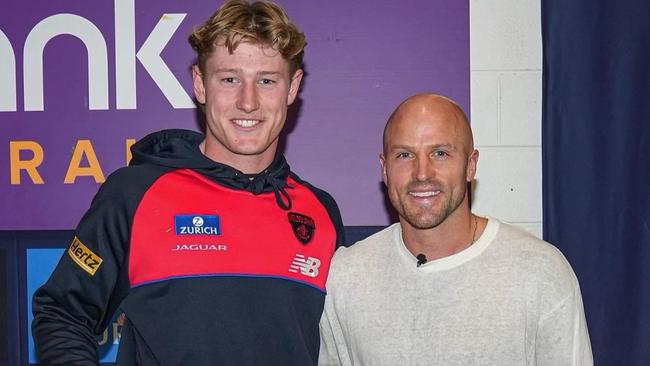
<box><xmin>287</xmin><ymin>212</ymin><xmax>315</xmax><ymax>244</ymax></box>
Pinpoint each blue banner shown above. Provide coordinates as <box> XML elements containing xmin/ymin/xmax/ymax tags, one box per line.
<box><xmin>542</xmin><ymin>0</ymin><xmax>650</xmax><ymax>364</ymax></box>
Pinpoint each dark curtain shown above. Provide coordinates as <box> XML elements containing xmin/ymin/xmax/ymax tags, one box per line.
<box><xmin>542</xmin><ymin>1</ymin><xmax>650</xmax><ymax>364</ymax></box>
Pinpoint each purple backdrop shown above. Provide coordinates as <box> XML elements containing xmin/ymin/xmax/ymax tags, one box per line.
<box><xmin>0</xmin><ymin>0</ymin><xmax>468</xmax><ymax>229</ymax></box>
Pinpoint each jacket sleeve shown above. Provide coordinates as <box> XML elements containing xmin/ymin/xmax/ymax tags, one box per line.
<box><xmin>32</xmin><ymin>171</ymin><xmax>133</xmax><ymax>365</ymax></box>
<box><xmin>294</xmin><ymin>176</ymin><xmax>346</xmax><ymax>248</ymax></box>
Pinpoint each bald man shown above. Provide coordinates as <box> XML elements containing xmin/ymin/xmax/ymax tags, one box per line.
<box><xmin>318</xmin><ymin>94</ymin><xmax>593</xmax><ymax>365</ymax></box>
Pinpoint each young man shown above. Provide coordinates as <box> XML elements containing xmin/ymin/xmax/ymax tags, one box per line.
<box><xmin>32</xmin><ymin>1</ymin><xmax>345</xmax><ymax>364</ymax></box>
<box><xmin>319</xmin><ymin>93</ymin><xmax>592</xmax><ymax>365</ymax></box>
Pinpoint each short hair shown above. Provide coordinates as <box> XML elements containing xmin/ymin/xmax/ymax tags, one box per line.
<box><xmin>188</xmin><ymin>0</ymin><xmax>306</xmax><ymax>75</ymax></box>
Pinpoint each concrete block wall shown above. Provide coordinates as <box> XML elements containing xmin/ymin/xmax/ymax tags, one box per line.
<box><xmin>469</xmin><ymin>0</ymin><xmax>543</xmax><ymax>238</ymax></box>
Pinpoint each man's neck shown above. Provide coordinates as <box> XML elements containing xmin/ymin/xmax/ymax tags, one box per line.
<box><xmin>401</xmin><ymin>209</ymin><xmax>482</xmax><ymax>261</ymax></box>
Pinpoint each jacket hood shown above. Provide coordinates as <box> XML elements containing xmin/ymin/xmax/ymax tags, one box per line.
<box><xmin>130</xmin><ymin>129</ymin><xmax>294</xmax><ymax>210</ymax></box>
<box><xmin>131</xmin><ymin>129</ymin><xmax>212</xmax><ymax>168</ymax></box>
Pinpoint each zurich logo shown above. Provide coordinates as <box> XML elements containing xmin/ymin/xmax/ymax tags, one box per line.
<box><xmin>192</xmin><ymin>216</ymin><xmax>204</xmax><ymax>227</ymax></box>
<box><xmin>174</xmin><ymin>214</ymin><xmax>220</xmax><ymax>236</ymax></box>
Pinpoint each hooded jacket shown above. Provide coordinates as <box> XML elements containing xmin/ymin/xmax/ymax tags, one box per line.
<box><xmin>32</xmin><ymin>129</ymin><xmax>345</xmax><ymax>365</ymax></box>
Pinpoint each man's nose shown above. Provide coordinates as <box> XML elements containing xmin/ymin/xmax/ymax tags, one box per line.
<box><xmin>414</xmin><ymin>155</ymin><xmax>434</xmax><ymax>182</ymax></box>
<box><xmin>236</xmin><ymin>82</ymin><xmax>260</xmax><ymax>113</ymax></box>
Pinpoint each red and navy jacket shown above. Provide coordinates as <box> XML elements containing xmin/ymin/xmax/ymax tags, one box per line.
<box><xmin>32</xmin><ymin>129</ymin><xmax>345</xmax><ymax>365</ymax></box>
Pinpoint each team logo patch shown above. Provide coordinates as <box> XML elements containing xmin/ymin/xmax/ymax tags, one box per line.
<box><xmin>288</xmin><ymin>254</ymin><xmax>321</xmax><ymax>278</ymax></box>
<box><xmin>174</xmin><ymin>215</ymin><xmax>220</xmax><ymax>236</ymax></box>
<box><xmin>287</xmin><ymin>212</ymin><xmax>315</xmax><ymax>244</ymax></box>
<box><xmin>67</xmin><ymin>236</ymin><xmax>103</xmax><ymax>276</ymax></box>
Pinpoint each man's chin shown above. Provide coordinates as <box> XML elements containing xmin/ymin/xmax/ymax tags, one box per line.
<box><xmin>227</xmin><ymin>143</ymin><xmax>271</xmax><ymax>156</ymax></box>
<box><xmin>401</xmin><ymin>212</ymin><xmax>445</xmax><ymax>230</ymax></box>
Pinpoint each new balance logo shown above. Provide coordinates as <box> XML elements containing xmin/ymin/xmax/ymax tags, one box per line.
<box><xmin>288</xmin><ymin>254</ymin><xmax>321</xmax><ymax>278</ymax></box>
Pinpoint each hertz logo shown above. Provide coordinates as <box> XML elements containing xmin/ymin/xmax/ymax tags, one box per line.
<box><xmin>67</xmin><ymin>236</ymin><xmax>103</xmax><ymax>275</ymax></box>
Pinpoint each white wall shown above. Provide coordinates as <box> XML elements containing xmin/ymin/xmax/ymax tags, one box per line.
<box><xmin>470</xmin><ymin>0</ymin><xmax>543</xmax><ymax>238</ymax></box>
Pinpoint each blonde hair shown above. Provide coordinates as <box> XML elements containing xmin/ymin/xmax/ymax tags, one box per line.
<box><xmin>188</xmin><ymin>0</ymin><xmax>306</xmax><ymax>74</ymax></box>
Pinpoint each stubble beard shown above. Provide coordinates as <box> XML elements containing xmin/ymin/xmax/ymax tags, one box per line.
<box><xmin>391</xmin><ymin>181</ymin><xmax>466</xmax><ymax>230</ymax></box>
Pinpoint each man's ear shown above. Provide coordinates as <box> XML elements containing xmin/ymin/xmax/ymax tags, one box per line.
<box><xmin>380</xmin><ymin>153</ymin><xmax>388</xmax><ymax>185</ymax></box>
<box><xmin>466</xmin><ymin>149</ymin><xmax>479</xmax><ymax>182</ymax></box>
<box><xmin>192</xmin><ymin>65</ymin><xmax>206</xmax><ymax>105</ymax></box>
<box><xmin>287</xmin><ymin>69</ymin><xmax>304</xmax><ymax>106</ymax></box>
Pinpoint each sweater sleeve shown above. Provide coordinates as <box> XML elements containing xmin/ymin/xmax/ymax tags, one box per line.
<box><xmin>318</xmin><ymin>247</ymin><xmax>354</xmax><ymax>366</ymax></box>
<box><xmin>535</xmin><ymin>284</ymin><xmax>594</xmax><ymax>366</ymax></box>
<box><xmin>318</xmin><ymin>289</ymin><xmax>351</xmax><ymax>366</ymax></box>
<box><xmin>31</xmin><ymin>172</ymin><xmax>133</xmax><ymax>365</ymax></box>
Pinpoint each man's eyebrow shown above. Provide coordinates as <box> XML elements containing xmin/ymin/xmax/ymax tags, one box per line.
<box><xmin>213</xmin><ymin>68</ymin><xmax>240</xmax><ymax>74</ymax></box>
<box><xmin>429</xmin><ymin>143</ymin><xmax>455</xmax><ymax>150</ymax></box>
<box><xmin>258</xmin><ymin>71</ymin><xmax>283</xmax><ymax>76</ymax></box>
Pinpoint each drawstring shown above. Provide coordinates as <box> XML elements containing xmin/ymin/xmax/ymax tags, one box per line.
<box><xmin>269</xmin><ymin>178</ymin><xmax>293</xmax><ymax>210</ymax></box>
<box><xmin>237</xmin><ymin>169</ymin><xmax>293</xmax><ymax>210</ymax></box>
